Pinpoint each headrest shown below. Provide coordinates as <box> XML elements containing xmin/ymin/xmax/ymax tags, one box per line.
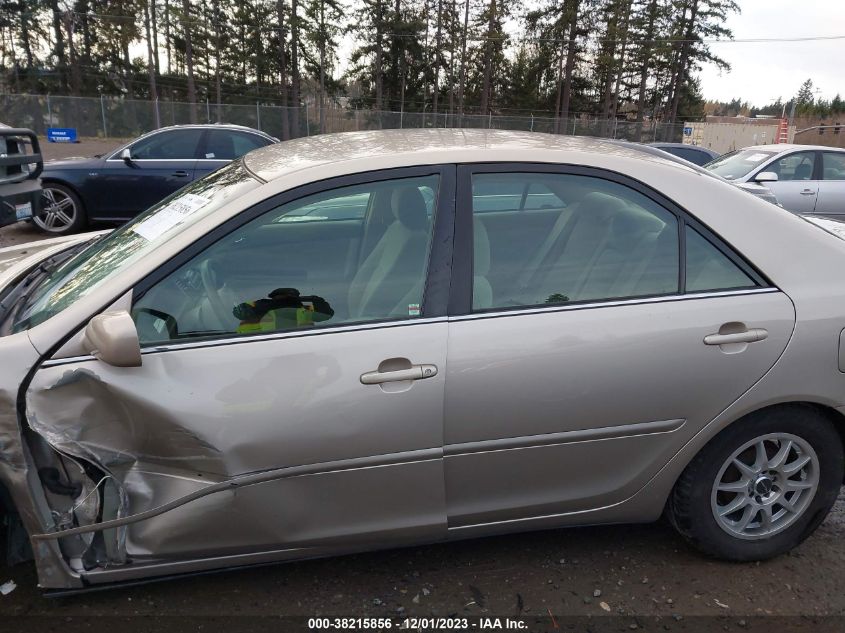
<box><xmin>473</xmin><ymin>218</ymin><xmax>491</xmax><ymax>276</ymax></box>
<box><xmin>794</xmin><ymin>163</ymin><xmax>812</xmax><ymax>180</ymax></box>
<box><xmin>577</xmin><ymin>192</ymin><xmax>630</xmax><ymax>219</ymax></box>
<box><xmin>390</xmin><ymin>187</ymin><xmax>429</xmax><ymax>231</ymax></box>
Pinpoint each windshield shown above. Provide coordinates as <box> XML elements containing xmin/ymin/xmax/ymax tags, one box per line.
<box><xmin>11</xmin><ymin>160</ymin><xmax>259</xmax><ymax>332</ymax></box>
<box><xmin>705</xmin><ymin>149</ymin><xmax>778</xmax><ymax>180</ymax></box>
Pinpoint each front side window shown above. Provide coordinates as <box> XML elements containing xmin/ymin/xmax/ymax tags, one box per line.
<box><xmin>128</xmin><ymin>129</ymin><xmax>204</xmax><ymax>160</ymax></box>
<box><xmin>822</xmin><ymin>152</ymin><xmax>845</xmax><ymax>180</ymax></box>
<box><xmin>471</xmin><ymin>173</ymin><xmax>680</xmax><ymax>310</ymax></box>
<box><xmin>11</xmin><ymin>161</ymin><xmax>259</xmax><ymax>332</ymax></box>
<box><xmin>764</xmin><ymin>152</ymin><xmax>816</xmax><ymax>181</ymax></box>
<box><xmin>132</xmin><ymin>175</ymin><xmax>439</xmax><ymax>344</ymax></box>
<box><xmin>706</xmin><ymin>149</ymin><xmax>777</xmax><ymax>180</ymax></box>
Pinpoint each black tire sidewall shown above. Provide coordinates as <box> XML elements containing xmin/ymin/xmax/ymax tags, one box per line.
<box><xmin>675</xmin><ymin>407</ymin><xmax>843</xmax><ymax>561</ymax></box>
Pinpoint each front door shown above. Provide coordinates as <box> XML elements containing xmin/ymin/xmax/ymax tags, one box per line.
<box><xmin>760</xmin><ymin>151</ymin><xmax>820</xmax><ymax>214</ymax></box>
<box><xmin>30</xmin><ymin>168</ymin><xmax>453</xmax><ymax>565</ymax></box>
<box><xmin>89</xmin><ymin>128</ymin><xmax>203</xmax><ymax>221</ymax></box>
<box><xmin>443</xmin><ymin>167</ymin><xmax>796</xmax><ymax>529</ymax></box>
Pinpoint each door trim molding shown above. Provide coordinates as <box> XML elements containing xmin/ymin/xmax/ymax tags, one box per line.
<box><xmin>444</xmin><ymin>418</ymin><xmax>686</xmax><ymax>457</ymax></box>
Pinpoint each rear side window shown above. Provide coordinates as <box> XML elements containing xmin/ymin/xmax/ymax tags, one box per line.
<box><xmin>822</xmin><ymin>152</ymin><xmax>845</xmax><ymax>180</ymax></box>
<box><xmin>672</xmin><ymin>147</ymin><xmax>711</xmax><ymax>166</ymax></box>
<box><xmin>685</xmin><ymin>226</ymin><xmax>756</xmax><ymax>292</ymax></box>
<box><xmin>472</xmin><ymin>178</ymin><xmax>565</xmax><ymax>213</ymax></box>
<box><xmin>470</xmin><ymin>171</ymin><xmax>762</xmax><ymax>312</ymax></box>
<box><xmin>204</xmin><ymin>130</ymin><xmax>270</xmax><ymax>160</ymax></box>
<box><xmin>471</xmin><ymin>173</ymin><xmax>679</xmax><ymax>310</ymax></box>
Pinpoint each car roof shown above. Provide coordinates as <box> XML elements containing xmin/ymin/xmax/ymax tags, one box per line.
<box><xmin>648</xmin><ymin>142</ymin><xmax>715</xmax><ymax>151</ymax></box>
<box><xmin>143</xmin><ymin>123</ymin><xmax>274</xmax><ymax>138</ymax></box>
<box><xmin>243</xmin><ymin>129</ymin><xmax>688</xmax><ymax>182</ymax></box>
<box><xmin>740</xmin><ymin>144</ymin><xmax>844</xmax><ymax>152</ymax></box>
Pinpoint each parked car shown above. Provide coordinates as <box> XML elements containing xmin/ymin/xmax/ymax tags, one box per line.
<box><xmin>0</xmin><ymin>125</ymin><xmax>43</xmax><ymax>227</ymax></box>
<box><xmin>37</xmin><ymin>124</ymin><xmax>277</xmax><ymax>235</ymax></box>
<box><xmin>627</xmin><ymin>142</ymin><xmax>780</xmax><ymax>206</ymax></box>
<box><xmin>706</xmin><ymin>144</ymin><xmax>845</xmax><ymax>215</ymax></box>
<box><xmin>3</xmin><ymin>129</ymin><xmax>845</xmax><ymax>592</ymax></box>
<box><xmin>648</xmin><ymin>142</ymin><xmax>720</xmax><ymax>166</ymax></box>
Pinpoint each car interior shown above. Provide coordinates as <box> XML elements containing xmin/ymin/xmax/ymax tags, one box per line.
<box><xmin>132</xmin><ymin>172</ymin><xmax>755</xmax><ymax>343</ymax></box>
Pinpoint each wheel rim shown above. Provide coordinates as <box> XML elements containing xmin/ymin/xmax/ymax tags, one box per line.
<box><xmin>711</xmin><ymin>432</ymin><xmax>819</xmax><ymax>540</ymax></box>
<box><xmin>35</xmin><ymin>187</ymin><xmax>77</xmax><ymax>232</ymax></box>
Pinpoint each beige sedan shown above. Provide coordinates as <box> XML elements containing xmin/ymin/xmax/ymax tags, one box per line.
<box><xmin>1</xmin><ymin>130</ymin><xmax>844</xmax><ymax>592</ymax></box>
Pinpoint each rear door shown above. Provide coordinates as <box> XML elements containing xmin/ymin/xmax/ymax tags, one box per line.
<box><xmin>815</xmin><ymin>151</ymin><xmax>845</xmax><ymax>216</ymax></box>
<box><xmin>90</xmin><ymin>128</ymin><xmax>203</xmax><ymax>221</ymax></box>
<box><xmin>759</xmin><ymin>151</ymin><xmax>820</xmax><ymax>214</ymax></box>
<box><xmin>443</xmin><ymin>166</ymin><xmax>796</xmax><ymax>530</ymax></box>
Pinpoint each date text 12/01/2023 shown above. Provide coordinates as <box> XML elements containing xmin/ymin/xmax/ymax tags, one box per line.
<box><xmin>307</xmin><ymin>617</ymin><xmax>529</xmax><ymax>630</ymax></box>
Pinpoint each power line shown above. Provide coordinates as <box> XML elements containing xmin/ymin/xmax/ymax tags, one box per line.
<box><xmin>46</xmin><ymin>10</ymin><xmax>845</xmax><ymax>46</ymax></box>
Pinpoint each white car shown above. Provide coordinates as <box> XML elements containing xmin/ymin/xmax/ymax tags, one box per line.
<box><xmin>706</xmin><ymin>144</ymin><xmax>845</xmax><ymax>216</ymax></box>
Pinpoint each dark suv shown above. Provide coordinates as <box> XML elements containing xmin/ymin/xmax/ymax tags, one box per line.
<box><xmin>0</xmin><ymin>126</ymin><xmax>42</xmax><ymax>228</ymax></box>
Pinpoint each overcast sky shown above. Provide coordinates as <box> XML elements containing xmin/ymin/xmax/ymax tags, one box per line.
<box><xmin>697</xmin><ymin>0</ymin><xmax>845</xmax><ymax>106</ymax></box>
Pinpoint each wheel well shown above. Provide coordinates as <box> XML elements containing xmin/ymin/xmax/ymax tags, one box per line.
<box><xmin>41</xmin><ymin>178</ymin><xmax>83</xmax><ymax>203</ymax></box>
<box><xmin>718</xmin><ymin>402</ymin><xmax>845</xmax><ymax>481</ymax></box>
<box><xmin>800</xmin><ymin>402</ymin><xmax>845</xmax><ymax>482</ymax></box>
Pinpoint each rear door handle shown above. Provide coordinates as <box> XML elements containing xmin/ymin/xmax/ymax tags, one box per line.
<box><xmin>360</xmin><ymin>364</ymin><xmax>438</xmax><ymax>385</ymax></box>
<box><xmin>800</xmin><ymin>189</ymin><xmax>816</xmax><ymax>196</ymax></box>
<box><xmin>171</xmin><ymin>170</ymin><xmax>190</xmax><ymax>177</ymax></box>
<box><xmin>703</xmin><ymin>329</ymin><xmax>768</xmax><ymax>346</ymax></box>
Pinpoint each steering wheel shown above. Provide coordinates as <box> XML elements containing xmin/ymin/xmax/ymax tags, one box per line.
<box><xmin>198</xmin><ymin>260</ymin><xmax>235</xmax><ymax>330</ymax></box>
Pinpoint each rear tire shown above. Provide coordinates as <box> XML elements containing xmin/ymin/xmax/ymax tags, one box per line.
<box><xmin>35</xmin><ymin>183</ymin><xmax>87</xmax><ymax>235</ymax></box>
<box><xmin>667</xmin><ymin>405</ymin><xmax>843</xmax><ymax>561</ymax></box>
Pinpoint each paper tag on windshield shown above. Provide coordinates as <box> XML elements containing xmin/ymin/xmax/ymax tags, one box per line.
<box><xmin>744</xmin><ymin>153</ymin><xmax>770</xmax><ymax>162</ymax></box>
<box><xmin>133</xmin><ymin>193</ymin><xmax>211</xmax><ymax>241</ymax></box>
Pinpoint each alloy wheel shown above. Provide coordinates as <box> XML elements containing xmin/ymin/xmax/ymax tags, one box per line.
<box><xmin>711</xmin><ymin>432</ymin><xmax>819</xmax><ymax>540</ymax></box>
<box><xmin>35</xmin><ymin>187</ymin><xmax>78</xmax><ymax>232</ymax></box>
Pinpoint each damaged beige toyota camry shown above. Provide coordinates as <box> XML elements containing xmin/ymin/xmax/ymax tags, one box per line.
<box><xmin>2</xmin><ymin>129</ymin><xmax>845</xmax><ymax>593</ymax></box>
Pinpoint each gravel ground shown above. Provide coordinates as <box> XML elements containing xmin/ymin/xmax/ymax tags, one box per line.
<box><xmin>1</xmin><ymin>491</ymin><xmax>844</xmax><ymax>627</ymax></box>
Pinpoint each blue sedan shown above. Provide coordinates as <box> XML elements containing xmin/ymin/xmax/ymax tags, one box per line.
<box><xmin>37</xmin><ymin>124</ymin><xmax>277</xmax><ymax>234</ymax></box>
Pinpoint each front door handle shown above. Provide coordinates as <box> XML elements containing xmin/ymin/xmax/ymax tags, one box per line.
<box><xmin>171</xmin><ymin>170</ymin><xmax>190</xmax><ymax>177</ymax></box>
<box><xmin>800</xmin><ymin>189</ymin><xmax>816</xmax><ymax>196</ymax></box>
<box><xmin>360</xmin><ymin>364</ymin><xmax>438</xmax><ymax>385</ymax></box>
<box><xmin>704</xmin><ymin>328</ymin><xmax>768</xmax><ymax>346</ymax></box>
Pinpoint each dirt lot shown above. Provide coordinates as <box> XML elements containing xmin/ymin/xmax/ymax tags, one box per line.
<box><xmin>40</xmin><ymin>137</ymin><xmax>126</xmax><ymax>162</ymax></box>
<box><xmin>1</xmin><ymin>492</ymin><xmax>844</xmax><ymax>629</ymax></box>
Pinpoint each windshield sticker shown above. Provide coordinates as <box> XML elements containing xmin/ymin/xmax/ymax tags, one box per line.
<box><xmin>133</xmin><ymin>193</ymin><xmax>212</xmax><ymax>241</ymax></box>
<box><xmin>744</xmin><ymin>153</ymin><xmax>770</xmax><ymax>162</ymax></box>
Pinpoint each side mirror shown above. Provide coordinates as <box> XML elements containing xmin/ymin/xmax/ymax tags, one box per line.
<box><xmin>755</xmin><ymin>171</ymin><xmax>778</xmax><ymax>183</ymax></box>
<box><xmin>82</xmin><ymin>310</ymin><xmax>142</xmax><ymax>367</ymax></box>
<box><xmin>120</xmin><ymin>147</ymin><xmax>135</xmax><ymax>166</ymax></box>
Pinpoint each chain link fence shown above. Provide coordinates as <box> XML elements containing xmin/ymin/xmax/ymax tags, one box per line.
<box><xmin>0</xmin><ymin>93</ymin><xmax>685</xmax><ymax>143</ymax></box>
